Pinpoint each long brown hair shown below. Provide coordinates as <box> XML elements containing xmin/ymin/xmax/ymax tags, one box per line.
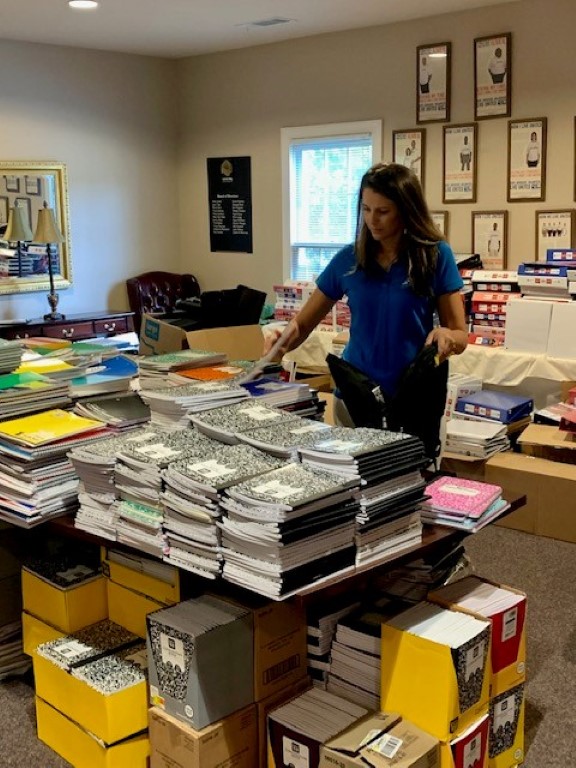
<box><xmin>354</xmin><ymin>162</ymin><xmax>443</xmax><ymax>296</ymax></box>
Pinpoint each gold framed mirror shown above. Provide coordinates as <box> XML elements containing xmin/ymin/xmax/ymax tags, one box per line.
<box><xmin>0</xmin><ymin>161</ymin><xmax>72</xmax><ymax>295</ymax></box>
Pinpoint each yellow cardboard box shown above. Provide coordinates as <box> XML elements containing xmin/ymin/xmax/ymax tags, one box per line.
<box><xmin>101</xmin><ymin>547</ymin><xmax>180</xmax><ymax>605</ymax></box>
<box><xmin>33</xmin><ymin>651</ymin><xmax>148</xmax><ymax>744</ymax></box>
<box><xmin>429</xmin><ymin>577</ymin><xmax>527</xmax><ymax>698</ymax></box>
<box><xmin>148</xmin><ymin>704</ymin><xmax>257</xmax><ymax>768</ymax></box>
<box><xmin>36</xmin><ymin>697</ymin><xmax>149</xmax><ymax>768</ymax></box>
<box><xmin>380</xmin><ymin>613</ymin><xmax>491</xmax><ymax>741</ymax></box>
<box><xmin>21</xmin><ymin>567</ymin><xmax>107</xmax><ymax>633</ymax></box>
<box><xmin>440</xmin><ymin>714</ymin><xmax>489</xmax><ymax>768</ymax></box>
<box><xmin>488</xmin><ymin>684</ymin><xmax>525</xmax><ymax>768</ymax></box>
<box><xmin>22</xmin><ymin>611</ymin><xmax>65</xmax><ymax>656</ymax></box>
<box><xmin>107</xmin><ymin>579</ymin><xmax>166</xmax><ymax>638</ymax></box>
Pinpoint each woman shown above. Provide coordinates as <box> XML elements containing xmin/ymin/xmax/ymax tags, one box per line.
<box><xmin>267</xmin><ymin>162</ymin><xmax>467</xmax><ymax>441</ymax></box>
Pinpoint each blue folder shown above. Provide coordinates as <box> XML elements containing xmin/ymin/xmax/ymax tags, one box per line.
<box><xmin>455</xmin><ymin>390</ymin><xmax>533</xmax><ymax>424</ymax></box>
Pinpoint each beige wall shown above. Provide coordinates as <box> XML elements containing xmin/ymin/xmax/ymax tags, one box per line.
<box><xmin>176</xmin><ymin>0</ymin><xmax>576</xmax><ymax>298</ymax></box>
<box><xmin>0</xmin><ymin>40</ymin><xmax>178</xmax><ymax>320</ymax></box>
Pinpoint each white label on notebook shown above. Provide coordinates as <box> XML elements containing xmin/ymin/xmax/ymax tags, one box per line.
<box><xmin>55</xmin><ymin>564</ymin><xmax>94</xmax><ymax>582</ymax></box>
<box><xmin>502</xmin><ymin>607</ymin><xmax>518</xmax><ymax>642</ymax></box>
<box><xmin>136</xmin><ymin>443</ymin><xmax>181</xmax><ymax>460</ymax></box>
<box><xmin>282</xmin><ymin>737</ymin><xmax>309</xmax><ymax>767</ymax></box>
<box><xmin>315</xmin><ymin>439</ymin><xmax>363</xmax><ymax>451</ymax></box>
<box><xmin>493</xmin><ymin>695</ymin><xmax>515</xmax><ymax>730</ymax></box>
<box><xmin>463</xmin><ymin>734</ymin><xmax>481</xmax><ymax>768</ymax></box>
<box><xmin>57</xmin><ymin>640</ymin><xmax>92</xmax><ymax>659</ymax></box>
<box><xmin>251</xmin><ymin>479</ymin><xmax>303</xmax><ymax>499</ymax></box>
<box><xmin>290</xmin><ymin>423</ymin><xmax>330</xmax><ymax>434</ymax></box>
<box><xmin>465</xmin><ymin>640</ymin><xmax>486</xmax><ymax>679</ymax></box>
<box><xmin>127</xmin><ymin>431</ymin><xmax>160</xmax><ymax>443</ymax></box>
<box><xmin>160</xmin><ymin>633</ymin><xmax>186</xmax><ymax>669</ymax></box>
<box><xmin>239</xmin><ymin>406</ymin><xmax>282</xmax><ymax>421</ymax></box>
<box><xmin>186</xmin><ymin>460</ymin><xmax>234</xmax><ymax>478</ymax></box>
<box><xmin>440</xmin><ymin>484</ymin><xmax>481</xmax><ymax>498</ymax></box>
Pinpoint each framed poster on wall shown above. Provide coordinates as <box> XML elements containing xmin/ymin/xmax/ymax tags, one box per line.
<box><xmin>535</xmin><ymin>209</ymin><xmax>575</xmax><ymax>261</ymax></box>
<box><xmin>416</xmin><ymin>42</ymin><xmax>451</xmax><ymax>124</ymax></box>
<box><xmin>207</xmin><ymin>156</ymin><xmax>253</xmax><ymax>253</ymax></box>
<box><xmin>443</xmin><ymin>123</ymin><xmax>477</xmax><ymax>203</ymax></box>
<box><xmin>474</xmin><ymin>33</ymin><xmax>512</xmax><ymax>120</ymax></box>
<box><xmin>507</xmin><ymin>118</ymin><xmax>547</xmax><ymax>201</ymax></box>
<box><xmin>472</xmin><ymin>211</ymin><xmax>508</xmax><ymax>270</ymax></box>
<box><xmin>431</xmin><ymin>211</ymin><xmax>449</xmax><ymax>238</ymax></box>
<box><xmin>392</xmin><ymin>128</ymin><xmax>426</xmax><ymax>187</ymax></box>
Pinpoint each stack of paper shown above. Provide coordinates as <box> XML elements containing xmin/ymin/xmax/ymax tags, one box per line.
<box><xmin>138</xmin><ymin>349</ymin><xmax>227</xmax><ymax>389</ymax></box>
<box><xmin>421</xmin><ymin>475</ymin><xmax>510</xmax><ymax>533</ymax></box>
<box><xmin>16</xmin><ymin>354</ymin><xmax>88</xmax><ymax>381</ymax></box>
<box><xmin>429</xmin><ymin>575</ymin><xmax>526</xmax><ymax>619</ymax></box>
<box><xmin>220</xmin><ymin>462</ymin><xmax>360</xmax><ymax>598</ymax></box>
<box><xmin>444</xmin><ymin>418</ymin><xmax>509</xmax><ymax>458</ymax></box>
<box><xmin>241</xmin><ymin>376</ymin><xmax>324</xmax><ymax>418</ymax></box>
<box><xmin>299</xmin><ymin>428</ymin><xmax>428</xmax><ymax>565</ymax></box>
<box><xmin>37</xmin><ymin>619</ymin><xmax>141</xmax><ymax>670</ymax></box>
<box><xmin>327</xmin><ymin>597</ymin><xmax>409</xmax><ymax>710</ymax></box>
<box><xmin>140</xmin><ymin>379</ymin><xmax>251</xmax><ymax>429</ymax></box>
<box><xmin>162</xmin><ymin>443</ymin><xmax>284</xmax><ymax>579</ymax></box>
<box><xmin>167</xmin><ymin>361</ymin><xmax>253</xmax><ymax>385</ymax></box>
<box><xmin>0</xmin><ymin>410</ymin><xmax>111</xmax><ymax>527</ymax></box>
<box><xmin>189</xmin><ymin>400</ymin><xmax>303</xmax><ymax>444</ymax></box>
<box><xmin>0</xmin><ymin>620</ymin><xmax>31</xmax><ymax>680</ymax></box>
<box><xmin>0</xmin><ymin>338</ymin><xmax>24</xmax><ymax>374</ymax></box>
<box><xmin>0</xmin><ymin>371</ymin><xmax>71</xmax><ymax>419</ymax></box>
<box><xmin>238</xmin><ymin>418</ymin><xmax>333</xmax><ymax>459</ymax></box>
<box><xmin>68</xmin><ymin>355</ymin><xmax>138</xmax><ymax>398</ymax></box>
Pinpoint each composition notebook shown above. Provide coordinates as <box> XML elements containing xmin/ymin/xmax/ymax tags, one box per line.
<box><xmin>422</xmin><ymin>476</ymin><xmax>502</xmax><ymax>518</ymax></box>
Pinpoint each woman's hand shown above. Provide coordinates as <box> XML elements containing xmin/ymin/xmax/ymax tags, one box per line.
<box><xmin>262</xmin><ymin>319</ymin><xmax>300</xmax><ymax>361</ymax></box>
<box><xmin>425</xmin><ymin>327</ymin><xmax>458</xmax><ymax>362</ymax></box>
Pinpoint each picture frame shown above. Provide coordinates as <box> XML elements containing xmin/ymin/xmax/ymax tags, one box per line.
<box><xmin>431</xmin><ymin>210</ymin><xmax>449</xmax><ymax>239</ymax></box>
<box><xmin>472</xmin><ymin>211</ymin><xmax>508</xmax><ymax>270</ymax></box>
<box><xmin>0</xmin><ymin>196</ymin><xmax>8</xmax><ymax>226</ymax></box>
<box><xmin>392</xmin><ymin>128</ymin><xmax>426</xmax><ymax>187</ymax></box>
<box><xmin>474</xmin><ymin>33</ymin><xmax>512</xmax><ymax>120</ymax></box>
<box><xmin>443</xmin><ymin>123</ymin><xmax>478</xmax><ymax>203</ymax></box>
<box><xmin>507</xmin><ymin>117</ymin><xmax>547</xmax><ymax>201</ymax></box>
<box><xmin>535</xmin><ymin>209</ymin><xmax>575</xmax><ymax>261</ymax></box>
<box><xmin>416</xmin><ymin>42</ymin><xmax>451</xmax><ymax>124</ymax></box>
<box><xmin>0</xmin><ymin>161</ymin><xmax>72</xmax><ymax>295</ymax></box>
<box><xmin>4</xmin><ymin>175</ymin><xmax>20</xmax><ymax>194</ymax></box>
<box><xmin>24</xmin><ymin>175</ymin><xmax>41</xmax><ymax>196</ymax></box>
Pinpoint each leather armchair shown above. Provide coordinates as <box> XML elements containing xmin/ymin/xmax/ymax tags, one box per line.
<box><xmin>126</xmin><ymin>271</ymin><xmax>201</xmax><ymax>333</ymax></box>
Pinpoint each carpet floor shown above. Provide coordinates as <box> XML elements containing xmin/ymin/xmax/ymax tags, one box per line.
<box><xmin>0</xmin><ymin>525</ymin><xmax>573</xmax><ymax>767</ymax></box>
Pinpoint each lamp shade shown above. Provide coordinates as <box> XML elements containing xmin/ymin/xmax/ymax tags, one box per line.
<box><xmin>5</xmin><ymin>204</ymin><xmax>33</xmax><ymax>242</ymax></box>
<box><xmin>33</xmin><ymin>201</ymin><xmax>64</xmax><ymax>244</ymax></box>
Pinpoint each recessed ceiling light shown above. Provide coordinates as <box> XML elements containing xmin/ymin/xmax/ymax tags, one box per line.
<box><xmin>69</xmin><ymin>1</ymin><xmax>99</xmax><ymax>9</ymax></box>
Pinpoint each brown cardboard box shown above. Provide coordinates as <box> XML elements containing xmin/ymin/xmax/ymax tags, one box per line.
<box><xmin>518</xmin><ymin>423</ymin><xmax>576</xmax><ymax>465</ymax></box>
<box><xmin>320</xmin><ymin>713</ymin><xmax>440</xmax><ymax>768</ymax></box>
<box><xmin>257</xmin><ymin>677</ymin><xmax>310</xmax><ymax>768</ymax></box>
<box><xmin>139</xmin><ymin>314</ymin><xmax>263</xmax><ymax>359</ymax></box>
<box><xmin>486</xmin><ymin>450</ymin><xmax>576</xmax><ymax>542</ymax></box>
<box><xmin>440</xmin><ymin>453</ymin><xmax>487</xmax><ymax>481</ymax></box>
<box><xmin>148</xmin><ymin>704</ymin><xmax>257</xmax><ymax>768</ymax></box>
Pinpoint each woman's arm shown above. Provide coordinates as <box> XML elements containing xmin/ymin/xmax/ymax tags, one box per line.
<box><xmin>264</xmin><ymin>288</ymin><xmax>337</xmax><ymax>359</ymax></box>
<box><xmin>426</xmin><ymin>290</ymin><xmax>468</xmax><ymax>361</ymax></box>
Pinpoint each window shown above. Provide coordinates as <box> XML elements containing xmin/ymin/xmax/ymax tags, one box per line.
<box><xmin>282</xmin><ymin>121</ymin><xmax>381</xmax><ymax>282</ymax></box>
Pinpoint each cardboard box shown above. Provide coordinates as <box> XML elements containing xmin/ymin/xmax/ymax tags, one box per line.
<box><xmin>107</xmin><ymin>579</ymin><xmax>167</xmax><ymax>638</ymax></box>
<box><xmin>488</xmin><ymin>684</ymin><xmax>525</xmax><ymax>768</ymax></box>
<box><xmin>518</xmin><ymin>423</ymin><xmax>576</xmax><ymax>465</ymax></box>
<box><xmin>33</xmin><ymin>650</ymin><xmax>148</xmax><ymax>744</ymax></box>
<box><xmin>380</xmin><ymin>618</ymin><xmax>491</xmax><ymax>741</ymax></box>
<box><xmin>139</xmin><ymin>314</ymin><xmax>263</xmax><ymax>359</ymax></box>
<box><xmin>486</xmin><ymin>450</ymin><xmax>576</xmax><ymax>542</ymax></box>
<box><xmin>214</xmin><ymin>588</ymin><xmax>308</xmax><ymax>701</ymax></box>
<box><xmin>257</xmin><ymin>677</ymin><xmax>310</xmax><ymax>768</ymax></box>
<box><xmin>22</xmin><ymin>611</ymin><xmax>65</xmax><ymax>656</ymax></box>
<box><xmin>440</xmin><ymin>453</ymin><xmax>487</xmax><ymax>481</ymax></box>
<box><xmin>319</xmin><ymin>713</ymin><xmax>440</xmax><ymax>768</ymax></box>
<box><xmin>440</xmin><ymin>714</ymin><xmax>489</xmax><ymax>768</ymax></box>
<box><xmin>146</xmin><ymin>596</ymin><xmax>254</xmax><ymax>730</ymax></box>
<box><xmin>148</xmin><ymin>704</ymin><xmax>257</xmax><ymax>768</ymax></box>
<box><xmin>429</xmin><ymin>578</ymin><xmax>527</xmax><ymax>698</ymax></box>
<box><xmin>102</xmin><ymin>547</ymin><xmax>180</xmax><ymax>605</ymax></box>
<box><xmin>36</xmin><ymin>697</ymin><xmax>149</xmax><ymax>768</ymax></box>
<box><xmin>21</xmin><ymin>567</ymin><xmax>107</xmax><ymax>633</ymax></box>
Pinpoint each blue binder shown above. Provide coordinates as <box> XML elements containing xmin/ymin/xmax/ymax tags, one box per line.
<box><xmin>455</xmin><ymin>390</ymin><xmax>533</xmax><ymax>424</ymax></box>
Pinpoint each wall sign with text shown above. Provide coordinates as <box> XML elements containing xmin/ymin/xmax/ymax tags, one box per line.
<box><xmin>207</xmin><ymin>156</ymin><xmax>253</xmax><ymax>253</ymax></box>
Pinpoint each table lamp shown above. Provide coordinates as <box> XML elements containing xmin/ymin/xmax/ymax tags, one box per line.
<box><xmin>4</xmin><ymin>202</ymin><xmax>33</xmax><ymax>278</ymax></box>
<box><xmin>33</xmin><ymin>200</ymin><xmax>65</xmax><ymax>321</ymax></box>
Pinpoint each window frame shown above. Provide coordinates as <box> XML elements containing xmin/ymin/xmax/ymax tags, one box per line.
<box><xmin>281</xmin><ymin>120</ymin><xmax>382</xmax><ymax>281</ymax></box>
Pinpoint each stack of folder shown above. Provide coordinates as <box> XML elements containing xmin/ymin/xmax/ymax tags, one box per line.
<box><xmin>454</xmin><ymin>389</ymin><xmax>533</xmax><ymax>425</ymax></box>
<box><xmin>138</xmin><ymin>349</ymin><xmax>227</xmax><ymax>389</ymax></box>
<box><xmin>306</xmin><ymin>594</ymin><xmax>361</xmax><ymax>687</ymax></box>
<box><xmin>73</xmin><ymin>391</ymin><xmax>151</xmax><ymax>432</ymax></box>
<box><xmin>0</xmin><ymin>337</ymin><xmax>24</xmax><ymax>374</ymax></box>
<box><xmin>444</xmin><ymin>418</ymin><xmax>509</xmax><ymax>459</ymax></box>
<box><xmin>0</xmin><ymin>371</ymin><xmax>71</xmax><ymax>420</ymax></box>
<box><xmin>67</xmin><ymin>354</ymin><xmax>138</xmax><ymax>398</ymax></box>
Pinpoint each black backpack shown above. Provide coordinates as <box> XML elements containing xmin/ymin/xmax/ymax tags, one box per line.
<box><xmin>326</xmin><ymin>344</ymin><xmax>448</xmax><ymax>463</ymax></box>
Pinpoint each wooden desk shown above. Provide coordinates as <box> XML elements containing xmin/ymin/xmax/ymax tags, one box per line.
<box><xmin>0</xmin><ymin>310</ymin><xmax>134</xmax><ymax>341</ymax></box>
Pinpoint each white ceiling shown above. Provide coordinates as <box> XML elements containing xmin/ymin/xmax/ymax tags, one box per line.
<box><xmin>0</xmin><ymin>0</ymin><xmax>519</xmax><ymax>59</ymax></box>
